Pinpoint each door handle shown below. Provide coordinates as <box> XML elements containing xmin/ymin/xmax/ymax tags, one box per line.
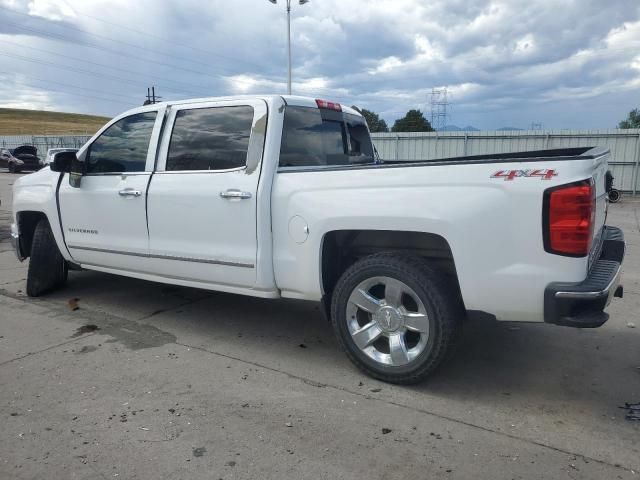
<box><xmin>220</xmin><ymin>189</ymin><xmax>252</xmax><ymax>200</ymax></box>
<box><xmin>118</xmin><ymin>188</ymin><xmax>142</xmax><ymax>197</ymax></box>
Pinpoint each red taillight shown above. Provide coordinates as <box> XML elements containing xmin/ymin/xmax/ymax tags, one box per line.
<box><xmin>544</xmin><ymin>180</ymin><xmax>595</xmax><ymax>256</ymax></box>
<box><xmin>316</xmin><ymin>99</ymin><xmax>342</xmax><ymax>112</ymax></box>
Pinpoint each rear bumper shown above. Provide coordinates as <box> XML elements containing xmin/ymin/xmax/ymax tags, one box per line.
<box><xmin>544</xmin><ymin>226</ymin><xmax>625</xmax><ymax>328</ymax></box>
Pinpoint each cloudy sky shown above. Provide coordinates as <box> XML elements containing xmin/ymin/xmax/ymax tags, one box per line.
<box><xmin>0</xmin><ymin>0</ymin><xmax>639</xmax><ymax>129</ymax></box>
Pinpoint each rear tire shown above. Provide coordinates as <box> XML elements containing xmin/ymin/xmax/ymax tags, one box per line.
<box><xmin>26</xmin><ymin>219</ymin><xmax>68</xmax><ymax>297</ymax></box>
<box><xmin>330</xmin><ymin>253</ymin><xmax>462</xmax><ymax>384</ymax></box>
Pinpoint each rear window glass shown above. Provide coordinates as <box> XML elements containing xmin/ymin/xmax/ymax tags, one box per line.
<box><xmin>279</xmin><ymin>106</ymin><xmax>374</xmax><ymax>168</ymax></box>
<box><xmin>167</xmin><ymin>106</ymin><xmax>254</xmax><ymax>171</ymax></box>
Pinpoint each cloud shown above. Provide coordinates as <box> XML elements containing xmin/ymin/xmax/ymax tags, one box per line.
<box><xmin>0</xmin><ymin>0</ymin><xmax>638</xmax><ymax>129</ymax></box>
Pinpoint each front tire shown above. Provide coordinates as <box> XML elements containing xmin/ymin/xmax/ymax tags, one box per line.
<box><xmin>26</xmin><ymin>219</ymin><xmax>68</xmax><ymax>297</ymax></box>
<box><xmin>8</xmin><ymin>163</ymin><xmax>16</xmax><ymax>173</ymax></box>
<box><xmin>331</xmin><ymin>253</ymin><xmax>462</xmax><ymax>384</ymax></box>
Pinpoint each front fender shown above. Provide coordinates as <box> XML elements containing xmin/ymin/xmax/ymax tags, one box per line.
<box><xmin>12</xmin><ymin>169</ymin><xmax>72</xmax><ymax>261</ymax></box>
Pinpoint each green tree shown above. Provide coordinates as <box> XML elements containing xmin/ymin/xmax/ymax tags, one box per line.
<box><xmin>391</xmin><ymin>109</ymin><xmax>434</xmax><ymax>132</ymax></box>
<box><xmin>618</xmin><ymin>108</ymin><xmax>640</xmax><ymax>129</ymax></box>
<box><xmin>353</xmin><ymin>107</ymin><xmax>389</xmax><ymax>132</ymax></box>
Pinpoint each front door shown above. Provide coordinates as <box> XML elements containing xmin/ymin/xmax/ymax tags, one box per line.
<box><xmin>58</xmin><ymin>107</ymin><xmax>164</xmax><ymax>272</ymax></box>
<box><xmin>145</xmin><ymin>99</ymin><xmax>267</xmax><ymax>288</ymax></box>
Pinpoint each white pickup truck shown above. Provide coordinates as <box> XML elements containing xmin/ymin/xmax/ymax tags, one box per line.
<box><xmin>11</xmin><ymin>95</ymin><xmax>625</xmax><ymax>383</ymax></box>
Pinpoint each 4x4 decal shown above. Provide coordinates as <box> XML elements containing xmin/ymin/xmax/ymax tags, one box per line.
<box><xmin>491</xmin><ymin>169</ymin><xmax>558</xmax><ymax>181</ymax></box>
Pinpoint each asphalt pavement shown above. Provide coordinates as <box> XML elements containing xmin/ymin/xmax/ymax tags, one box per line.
<box><xmin>0</xmin><ymin>171</ymin><xmax>638</xmax><ymax>479</ymax></box>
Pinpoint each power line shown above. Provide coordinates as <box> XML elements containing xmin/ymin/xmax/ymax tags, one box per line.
<box><xmin>0</xmin><ymin>38</ymin><xmax>216</xmax><ymax>96</ymax></box>
<box><xmin>0</xmin><ymin>5</ymin><xmax>354</xmax><ymax>99</ymax></box>
<box><xmin>2</xmin><ymin>19</ymin><xmax>235</xmax><ymax>81</ymax></box>
<box><xmin>59</xmin><ymin>5</ymin><xmax>275</xmax><ymax>72</ymax></box>
<box><xmin>0</xmin><ymin>9</ymin><xmax>354</xmax><ymax>102</ymax></box>
<box><xmin>5</xmin><ymin>72</ymin><xmax>140</xmax><ymax>102</ymax></box>
<box><xmin>10</xmin><ymin>77</ymin><xmax>135</xmax><ymax>106</ymax></box>
<box><xmin>0</xmin><ymin>51</ymin><xmax>202</xmax><ymax>98</ymax></box>
<box><xmin>0</xmin><ymin>5</ymin><xmax>274</xmax><ymax>75</ymax></box>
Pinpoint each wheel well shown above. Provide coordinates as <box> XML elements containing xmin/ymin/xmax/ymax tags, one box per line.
<box><xmin>17</xmin><ymin>211</ymin><xmax>47</xmax><ymax>257</ymax></box>
<box><xmin>321</xmin><ymin>230</ymin><xmax>461</xmax><ymax>300</ymax></box>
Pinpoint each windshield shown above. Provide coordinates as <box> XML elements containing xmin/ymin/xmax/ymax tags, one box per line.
<box><xmin>279</xmin><ymin>106</ymin><xmax>375</xmax><ymax>168</ymax></box>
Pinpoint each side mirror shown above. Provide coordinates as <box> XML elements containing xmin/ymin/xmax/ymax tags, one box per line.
<box><xmin>69</xmin><ymin>149</ymin><xmax>87</xmax><ymax>188</ymax></box>
<box><xmin>49</xmin><ymin>151</ymin><xmax>76</xmax><ymax>173</ymax></box>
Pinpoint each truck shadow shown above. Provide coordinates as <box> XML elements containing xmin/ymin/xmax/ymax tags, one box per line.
<box><xmin>55</xmin><ymin>270</ymin><xmax>640</xmax><ymax>423</ymax></box>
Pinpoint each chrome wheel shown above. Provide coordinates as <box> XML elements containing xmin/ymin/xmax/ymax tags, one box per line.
<box><xmin>346</xmin><ymin>276</ymin><xmax>430</xmax><ymax>366</ymax></box>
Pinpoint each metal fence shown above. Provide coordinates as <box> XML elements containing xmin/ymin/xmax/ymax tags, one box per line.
<box><xmin>371</xmin><ymin>129</ymin><xmax>640</xmax><ymax>194</ymax></box>
<box><xmin>2</xmin><ymin>130</ymin><xmax>639</xmax><ymax>193</ymax></box>
<box><xmin>0</xmin><ymin>135</ymin><xmax>91</xmax><ymax>159</ymax></box>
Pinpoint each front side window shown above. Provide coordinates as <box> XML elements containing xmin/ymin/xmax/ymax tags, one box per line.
<box><xmin>166</xmin><ymin>106</ymin><xmax>254</xmax><ymax>171</ymax></box>
<box><xmin>86</xmin><ymin>112</ymin><xmax>157</xmax><ymax>174</ymax></box>
<box><xmin>279</xmin><ymin>106</ymin><xmax>374</xmax><ymax>168</ymax></box>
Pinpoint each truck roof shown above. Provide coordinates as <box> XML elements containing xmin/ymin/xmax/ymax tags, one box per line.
<box><xmin>130</xmin><ymin>95</ymin><xmax>361</xmax><ymax>117</ymax></box>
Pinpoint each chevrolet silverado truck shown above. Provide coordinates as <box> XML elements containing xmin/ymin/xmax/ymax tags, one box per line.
<box><xmin>10</xmin><ymin>95</ymin><xmax>625</xmax><ymax>384</ymax></box>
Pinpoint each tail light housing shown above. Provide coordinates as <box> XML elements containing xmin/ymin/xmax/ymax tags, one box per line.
<box><xmin>543</xmin><ymin>179</ymin><xmax>595</xmax><ymax>256</ymax></box>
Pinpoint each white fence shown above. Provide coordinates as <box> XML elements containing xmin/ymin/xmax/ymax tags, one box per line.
<box><xmin>2</xmin><ymin>130</ymin><xmax>639</xmax><ymax>193</ymax></box>
<box><xmin>371</xmin><ymin>129</ymin><xmax>640</xmax><ymax>194</ymax></box>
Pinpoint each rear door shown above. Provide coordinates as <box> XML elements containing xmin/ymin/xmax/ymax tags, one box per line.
<box><xmin>58</xmin><ymin>107</ymin><xmax>164</xmax><ymax>271</ymax></box>
<box><xmin>145</xmin><ymin>99</ymin><xmax>267</xmax><ymax>288</ymax></box>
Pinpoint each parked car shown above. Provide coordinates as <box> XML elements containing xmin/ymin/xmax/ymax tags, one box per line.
<box><xmin>44</xmin><ymin>148</ymin><xmax>78</xmax><ymax>166</ymax></box>
<box><xmin>0</xmin><ymin>145</ymin><xmax>42</xmax><ymax>173</ymax></box>
<box><xmin>10</xmin><ymin>95</ymin><xmax>625</xmax><ymax>384</ymax></box>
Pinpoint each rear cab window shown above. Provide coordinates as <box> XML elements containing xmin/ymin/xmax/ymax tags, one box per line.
<box><xmin>279</xmin><ymin>106</ymin><xmax>374</xmax><ymax>168</ymax></box>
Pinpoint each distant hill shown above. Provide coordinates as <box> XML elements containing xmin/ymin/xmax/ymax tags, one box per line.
<box><xmin>438</xmin><ymin>125</ymin><xmax>527</xmax><ymax>132</ymax></box>
<box><xmin>0</xmin><ymin>108</ymin><xmax>110</xmax><ymax>135</ymax></box>
<box><xmin>437</xmin><ymin>125</ymin><xmax>480</xmax><ymax>132</ymax></box>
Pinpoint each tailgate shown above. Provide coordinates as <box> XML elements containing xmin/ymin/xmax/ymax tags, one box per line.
<box><xmin>589</xmin><ymin>149</ymin><xmax>609</xmax><ymax>269</ymax></box>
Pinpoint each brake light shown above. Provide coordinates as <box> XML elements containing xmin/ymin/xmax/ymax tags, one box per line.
<box><xmin>316</xmin><ymin>99</ymin><xmax>342</xmax><ymax>112</ymax></box>
<box><xmin>544</xmin><ymin>180</ymin><xmax>595</xmax><ymax>256</ymax></box>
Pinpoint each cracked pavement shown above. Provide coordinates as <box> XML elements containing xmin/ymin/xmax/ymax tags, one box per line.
<box><xmin>0</xmin><ymin>172</ymin><xmax>638</xmax><ymax>479</ymax></box>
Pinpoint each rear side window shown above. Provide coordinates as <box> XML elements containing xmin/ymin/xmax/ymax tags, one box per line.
<box><xmin>87</xmin><ymin>112</ymin><xmax>157</xmax><ymax>173</ymax></box>
<box><xmin>166</xmin><ymin>106</ymin><xmax>254</xmax><ymax>171</ymax></box>
<box><xmin>279</xmin><ymin>106</ymin><xmax>374</xmax><ymax>168</ymax></box>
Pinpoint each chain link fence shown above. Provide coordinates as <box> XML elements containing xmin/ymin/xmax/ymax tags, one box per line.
<box><xmin>0</xmin><ymin>135</ymin><xmax>91</xmax><ymax>159</ymax></box>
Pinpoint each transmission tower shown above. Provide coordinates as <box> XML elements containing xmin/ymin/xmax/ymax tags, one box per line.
<box><xmin>430</xmin><ymin>87</ymin><xmax>449</xmax><ymax>131</ymax></box>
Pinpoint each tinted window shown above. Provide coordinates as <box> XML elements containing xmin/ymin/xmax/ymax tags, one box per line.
<box><xmin>347</xmin><ymin>117</ymin><xmax>375</xmax><ymax>160</ymax></box>
<box><xmin>166</xmin><ymin>106</ymin><xmax>254</xmax><ymax>171</ymax></box>
<box><xmin>87</xmin><ymin>112</ymin><xmax>157</xmax><ymax>173</ymax></box>
<box><xmin>279</xmin><ymin>106</ymin><xmax>374</xmax><ymax>168</ymax></box>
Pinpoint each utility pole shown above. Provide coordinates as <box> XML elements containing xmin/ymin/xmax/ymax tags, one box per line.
<box><xmin>143</xmin><ymin>86</ymin><xmax>162</xmax><ymax>105</ymax></box>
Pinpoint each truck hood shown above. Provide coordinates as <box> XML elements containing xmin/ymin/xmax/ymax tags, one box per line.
<box><xmin>13</xmin><ymin>166</ymin><xmax>57</xmax><ymax>190</ymax></box>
